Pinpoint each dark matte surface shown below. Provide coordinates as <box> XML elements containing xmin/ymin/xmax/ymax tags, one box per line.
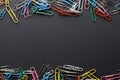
<box><xmin>0</xmin><ymin>8</ymin><xmax>120</xmax><ymax>76</ymax></box>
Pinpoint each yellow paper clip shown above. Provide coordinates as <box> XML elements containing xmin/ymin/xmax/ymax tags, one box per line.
<box><xmin>22</xmin><ymin>75</ymin><xmax>28</xmax><ymax>80</ymax></box>
<box><xmin>77</xmin><ymin>69</ymin><xmax>100</xmax><ymax>80</ymax></box>
<box><xmin>55</xmin><ymin>68</ymin><xmax>61</xmax><ymax>80</ymax></box>
<box><xmin>5</xmin><ymin>0</ymin><xmax>18</xmax><ymax>23</ymax></box>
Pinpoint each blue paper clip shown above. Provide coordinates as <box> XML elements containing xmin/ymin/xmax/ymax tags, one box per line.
<box><xmin>88</xmin><ymin>0</ymin><xmax>108</xmax><ymax>14</ymax></box>
<box><xmin>115</xmin><ymin>2</ymin><xmax>120</xmax><ymax>10</ymax></box>
<box><xmin>0</xmin><ymin>8</ymin><xmax>6</xmax><ymax>19</ymax></box>
<box><xmin>24</xmin><ymin>0</ymin><xmax>32</xmax><ymax>9</ymax></box>
<box><xmin>61</xmin><ymin>0</ymin><xmax>74</xmax><ymax>6</ymax></box>
<box><xmin>87</xmin><ymin>0</ymin><xmax>99</xmax><ymax>8</ymax></box>
<box><xmin>30</xmin><ymin>5</ymin><xmax>49</xmax><ymax>12</ymax></box>
<box><xmin>5</xmin><ymin>72</ymin><xmax>12</xmax><ymax>80</ymax></box>
<box><xmin>32</xmin><ymin>0</ymin><xmax>50</xmax><ymax>8</ymax></box>
<box><xmin>42</xmin><ymin>70</ymin><xmax>54</xmax><ymax>80</ymax></box>
<box><xmin>20</xmin><ymin>7</ymin><xmax>24</xmax><ymax>15</ymax></box>
<box><xmin>38</xmin><ymin>5</ymin><xmax>51</xmax><ymax>10</ymax></box>
<box><xmin>21</xmin><ymin>0</ymin><xmax>31</xmax><ymax>18</ymax></box>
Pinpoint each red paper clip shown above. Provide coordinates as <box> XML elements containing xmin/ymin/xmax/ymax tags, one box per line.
<box><xmin>94</xmin><ymin>8</ymin><xmax>112</xmax><ymax>21</ymax></box>
<box><xmin>0</xmin><ymin>72</ymin><xmax>4</xmax><ymax>80</ymax></box>
<box><xmin>52</xmin><ymin>5</ymin><xmax>79</xmax><ymax>16</ymax></box>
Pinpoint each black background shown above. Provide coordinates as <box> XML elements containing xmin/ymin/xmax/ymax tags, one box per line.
<box><xmin>0</xmin><ymin>7</ymin><xmax>120</xmax><ymax>77</ymax></box>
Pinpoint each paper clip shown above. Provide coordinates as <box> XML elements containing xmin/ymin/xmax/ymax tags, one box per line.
<box><xmin>30</xmin><ymin>6</ymin><xmax>38</xmax><ymax>13</ymax></box>
<box><xmin>39</xmin><ymin>64</ymin><xmax>52</xmax><ymax>79</ymax></box>
<box><xmin>101</xmin><ymin>73</ymin><xmax>120</xmax><ymax>80</ymax></box>
<box><xmin>107</xmin><ymin>0</ymin><xmax>115</xmax><ymax>7</ymax></box>
<box><xmin>31</xmin><ymin>0</ymin><xmax>50</xmax><ymax>9</ymax></box>
<box><xmin>39</xmin><ymin>64</ymin><xmax>47</xmax><ymax>79</ymax></box>
<box><xmin>0</xmin><ymin>0</ymin><xmax>4</xmax><ymax>6</ymax></box>
<box><xmin>12</xmin><ymin>0</ymin><xmax>26</xmax><ymax>11</ymax></box>
<box><xmin>69</xmin><ymin>3</ymin><xmax>81</xmax><ymax>13</ymax></box>
<box><xmin>61</xmin><ymin>0</ymin><xmax>74</xmax><ymax>6</ymax></box>
<box><xmin>30</xmin><ymin>67</ymin><xmax>39</xmax><ymax>80</ymax></box>
<box><xmin>0</xmin><ymin>65</ymin><xmax>9</xmax><ymax>69</ymax></box>
<box><xmin>58</xmin><ymin>66</ymin><xmax>79</xmax><ymax>77</ymax></box>
<box><xmin>94</xmin><ymin>8</ymin><xmax>112</xmax><ymax>21</ymax></box>
<box><xmin>90</xmin><ymin>5</ymin><xmax>96</xmax><ymax>22</ymax></box>
<box><xmin>77</xmin><ymin>69</ymin><xmax>100</xmax><ymax>80</ymax></box>
<box><xmin>115</xmin><ymin>2</ymin><xmax>120</xmax><ymax>10</ymax></box>
<box><xmin>32</xmin><ymin>0</ymin><xmax>50</xmax><ymax>7</ymax></box>
<box><xmin>22</xmin><ymin>0</ymin><xmax>31</xmax><ymax>18</ymax></box>
<box><xmin>52</xmin><ymin>4</ymin><xmax>79</xmax><ymax>16</ymax></box>
<box><xmin>0</xmin><ymin>68</ymin><xmax>15</xmax><ymax>73</ymax></box>
<box><xmin>0</xmin><ymin>72</ymin><xmax>4</xmax><ymax>80</ymax></box>
<box><xmin>30</xmin><ymin>4</ymin><xmax>50</xmax><ymax>12</ymax></box>
<box><xmin>63</xmin><ymin>65</ymin><xmax>83</xmax><ymax>72</ymax></box>
<box><xmin>58</xmin><ymin>66</ymin><xmax>80</xmax><ymax>75</ymax></box>
<box><xmin>24</xmin><ymin>7</ymin><xmax>30</xmax><ymax>18</ymax></box>
<box><xmin>19</xmin><ymin>67</ymin><xmax>25</xmax><ymax>78</ymax></box>
<box><xmin>5</xmin><ymin>0</ymin><xmax>19</xmax><ymax>23</ymax></box>
<box><xmin>10</xmin><ymin>68</ymin><xmax>24</xmax><ymax>78</ymax></box>
<box><xmin>34</xmin><ymin>9</ymin><xmax>54</xmax><ymax>16</ymax></box>
<box><xmin>69</xmin><ymin>0</ymin><xmax>84</xmax><ymax>13</ymax></box>
<box><xmin>88</xmin><ymin>0</ymin><xmax>98</xmax><ymax>8</ymax></box>
<box><xmin>55</xmin><ymin>68</ymin><xmax>61</xmax><ymax>80</ymax></box>
<box><xmin>98</xmin><ymin>0</ymin><xmax>107</xmax><ymax>7</ymax></box>
<box><xmin>60</xmin><ymin>69</ymin><xmax>79</xmax><ymax>74</ymax></box>
<box><xmin>21</xmin><ymin>75</ymin><xmax>29</xmax><ymax>80</ymax></box>
<box><xmin>61</xmin><ymin>74</ymin><xmax>64</xmax><ymax>80</ymax></box>
<box><xmin>4</xmin><ymin>72</ymin><xmax>12</xmax><ymax>80</ymax></box>
<box><xmin>84</xmin><ymin>0</ymin><xmax>90</xmax><ymax>10</ymax></box>
<box><xmin>20</xmin><ymin>7</ymin><xmax>24</xmax><ymax>15</ymax></box>
<box><xmin>42</xmin><ymin>70</ymin><xmax>54</xmax><ymax>80</ymax></box>
<box><xmin>88</xmin><ymin>0</ymin><xmax>108</xmax><ymax>14</ymax></box>
<box><xmin>77</xmin><ymin>0</ymin><xmax>84</xmax><ymax>13</ymax></box>
<box><xmin>0</xmin><ymin>8</ymin><xmax>6</xmax><ymax>19</ymax></box>
<box><xmin>40</xmin><ymin>64</ymin><xmax>52</xmax><ymax>74</ymax></box>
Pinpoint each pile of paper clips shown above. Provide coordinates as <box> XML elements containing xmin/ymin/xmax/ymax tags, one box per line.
<box><xmin>0</xmin><ymin>64</ymin><xmax>120</xmax><ymax>80</ymax></box>
<box><xmin>0</xmin><ymin>0</ymin><xmax>120</xmax><ymax>23</ymax></box>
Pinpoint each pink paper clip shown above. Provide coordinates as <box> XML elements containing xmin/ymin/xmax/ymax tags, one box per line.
<box><xmin>84</xmin><ymin>0</ymin><xmax>90</xmax><ymax>10</ymax></box>
<box><xmin>24</xmin><ymin>7</ymin><xmax>30</xmax><ymax>19</ymax></box>
<box><xmin>101</xmin><ymin>73</ymin><xmax>120</xmax><ymax>80</ymax></box>
<box><xmin>30</xmin><ymin>67</ymin><xmax>39</xmax><ymax>80</ymax></box>
<box><xmin>0</xmin><ymin>0</ymin><xmax>4</xmax><ymax>6</ymax></box>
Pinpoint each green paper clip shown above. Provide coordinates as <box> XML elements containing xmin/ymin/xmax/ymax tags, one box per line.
<box><xmin>35</xmin><ymin>10</ymin><xmax>54</xmax><ymax>16</ymax></box>
<box><xmin>90</xmin><ymin>5</ymin><xmax>96</xmax><ymax>22</ymax></box>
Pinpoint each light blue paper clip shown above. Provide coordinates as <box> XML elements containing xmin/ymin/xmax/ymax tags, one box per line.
<box><xmin>20</xmin><ymin>0</ymin><xmax>31</xmax><ymax>16</ymax></box>
<box><xmin>61</xmin><ymin>0</ymin><xmax>74</xmax><ymax>6</ymax></box>
<box><xmin>0</xmin><ymin>8</ymin><xmax>6</xmax><ymax>19</ymax></box>
<box><xmin>42</xmin><ymin>70</ymin><xmax>54</xmax><ymax>80</ymax></box>
<box><xmin>115</xmin><ymin>2</ymin><xmax>120</xmax><ymax>10</ymax></box>
<box><xmin>87</xmin><ymin>0</ymin><xmax>99</xmax><ymax>8</ymax></box>
<box><xmin>5</xmin><ymin>72</ymin><xmax>12</xmax><ymax>80</ymax></box>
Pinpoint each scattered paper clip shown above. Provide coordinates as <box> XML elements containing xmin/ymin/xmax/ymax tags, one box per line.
<box><xmin>0</xmin><ymin>0</ymin><xmax>119</xmax><ymax>23</ymax></box>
